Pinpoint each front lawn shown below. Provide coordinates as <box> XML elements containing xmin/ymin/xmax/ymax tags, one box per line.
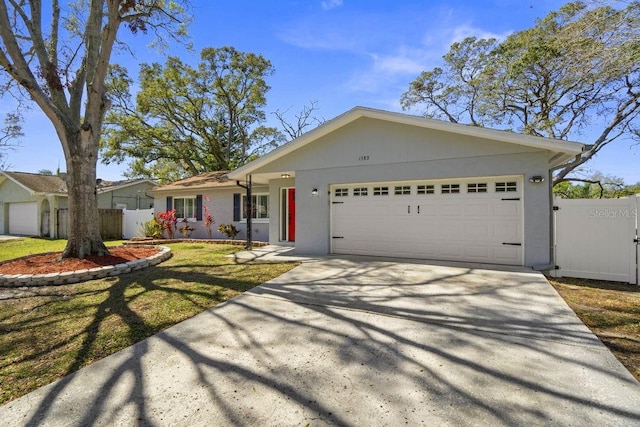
<box><xmin>0</xmin><ymin>241</ymin><xmax>297</xmax><ymax>405</ymax></box>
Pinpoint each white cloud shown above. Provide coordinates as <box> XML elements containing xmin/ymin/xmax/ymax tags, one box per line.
<box><xmin>448</xmin><ymin>24</ymin><xmax>512</xmax><ymax>45</ymax></box>
<box><xmin>321</xmin><ymin>0</ymin><xmax>343</xmax><ymax>11</ymax></box>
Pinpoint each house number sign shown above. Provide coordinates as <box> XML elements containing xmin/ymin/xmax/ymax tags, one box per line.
<box><xmin>358</xmin><ymin>155</ymin><xmax>370</xmax><ymax>161</ymax></box>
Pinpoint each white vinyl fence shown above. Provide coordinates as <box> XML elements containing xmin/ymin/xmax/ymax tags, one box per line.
<box><xmin>552</xmin><ymin>196</ymin><xmax>639</xmax><ymax>284</ymax></box>
<box><xmin>123</xmin><ymin>209</ymin><xmax>155</xmax><ymax>239</ymax></box>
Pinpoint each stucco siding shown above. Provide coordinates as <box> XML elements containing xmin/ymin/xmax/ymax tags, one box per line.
<box><xmin>153</xmin><ymin>186</ymin><xmax>269</xmax><ymax>241</ymax></box>
<box><xmin>253</xmin><ymin>117</ymin><xmax>545</xmax><ymax>175</ymax></box>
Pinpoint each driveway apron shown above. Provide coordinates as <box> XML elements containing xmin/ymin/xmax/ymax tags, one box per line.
<box><xmin>1</xmin><ymin>257</ymin><xmax>639</xmax><ymax>426</ymax></box>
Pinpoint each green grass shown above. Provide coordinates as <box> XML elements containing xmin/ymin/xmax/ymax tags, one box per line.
<box><xmin>0</xmin><ymin>241</ymin><xmax>297</xmax><ymax>405</ymax></box>
<box><xmin>0</xmin><ymin>238</ymin><xmax>126</xmax><ymax>262</ymax></box>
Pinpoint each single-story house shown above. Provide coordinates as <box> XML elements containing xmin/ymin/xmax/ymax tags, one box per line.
<box><xmin>0</xmin><ymin>171</ymin><xmax>155</xmax><ymax>237</ymax></box>
<box><xmin>151</xmin><ymin>171</ymin><xmax>269</xmax><ymax>241</ymax></box>
<box><xmin>156</xmin><ymin>107</ymin><xmax>585</xmax><ymax>268</ymax></box>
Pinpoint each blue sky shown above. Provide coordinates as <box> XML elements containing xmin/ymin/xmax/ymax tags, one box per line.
<box><xmin>4</xmin><ymin>0</ymin><xmax>639</xmax><ymax>183</ymax></box>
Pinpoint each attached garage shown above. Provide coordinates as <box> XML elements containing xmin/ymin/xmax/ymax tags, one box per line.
<box><xmin>228</xmin><ymin>107</ymin><xmax>584</xmax><ymax>268</ymax></box>
<box><xmin>331</xmin><ymin>176</ymin><xmax>523</xmax><ymax>265</ymax></box>
<box><xmin>8</xmin><ymin>202</ymin><xmax>38</xmax><ymax>236</ymax></box>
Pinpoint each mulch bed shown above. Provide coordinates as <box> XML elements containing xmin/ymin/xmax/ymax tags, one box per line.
<box><xmin>0</xmin><ymin>246</ymin><xmax>159</xmax><ymax>275</ymax></box>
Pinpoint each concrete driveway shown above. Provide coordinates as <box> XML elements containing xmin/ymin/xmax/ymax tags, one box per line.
<box><xmin>1</xmin><ymin>257</ymin><xmax>639</xmax><ymax>426</ymax></box>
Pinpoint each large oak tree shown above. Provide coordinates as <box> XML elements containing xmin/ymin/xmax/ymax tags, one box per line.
<box><xmin>401</xmin><ymin>1</ymin><xmax>640</xmax><ymax>185</ymax></box>
<box><xmin>0</xmin><ymin>0</ymin><xmax>188</xmax><ymax>258</ymax></box>
<box><xmin>102</xmin><ymin>46</ymin><xmax>282</xmax><ymax>182</ymax></box>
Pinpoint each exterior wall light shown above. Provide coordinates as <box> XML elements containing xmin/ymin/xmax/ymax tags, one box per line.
<box><xmin>281</xmin><ymin>173</ymin><xmax>291</xmax><ymax>179</ymax></box>
<box><xmin>311</xmin><ymin>188</ymin><xmax>319</xmax><ymax>196</ymax></box>
<box><xmin>529</xmin><ymin>175</ymin><xmax>545</xmax><ymax>183</ymax></box>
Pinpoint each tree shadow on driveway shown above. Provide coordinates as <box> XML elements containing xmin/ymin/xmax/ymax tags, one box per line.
<box><xmin>3</xmin><ymin>258</ymin><xmax>640</xmax><ymax>426</ymax></box>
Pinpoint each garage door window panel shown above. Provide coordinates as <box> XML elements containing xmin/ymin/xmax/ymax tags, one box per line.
<box><xmin>467</xmin><ymin>183</ymin><xmax>488</xmax><ymax>193</ymax></box>
<box><xmin>394</xmin><ymin>186</ymin><xmax>411</xmax><ymax>195</ymax></box>
<box><xmin>334</xmin><ymin>188</ymin><xmax>349</xmax><ymax>197</ymax></box>
<box><xmin>353</xmin><ymin>187</ymin><xmax>368</xmax><ymax>196</ymax></box>
<box><xmin>417</xmin><ymin>185</ymin><xmax>435</xmax><ymax>195</ymax></box>
<box><xmin>496</xmin><ymin>182</ymin><xmax>518</xmax><ymax>192</ymax></box>
<box><xmin>442</xmin><ymin>184</ymin><xmax>460</xmax><ymax>194</ymax></box>
<box><xmin>373</xmin><ymin>186</ymin><xmax>389</xmax><ymax>196</ymax></box>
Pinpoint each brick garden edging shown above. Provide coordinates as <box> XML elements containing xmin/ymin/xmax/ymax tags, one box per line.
<box><xmin>0</xmin><ymin>245</ymin><xmax>172</xmax><ymax>287</ymax></box>
<box><xmin>123</xmin><ymin>238</ymin><xmax>269</xmax><ymax>247</ymax></box>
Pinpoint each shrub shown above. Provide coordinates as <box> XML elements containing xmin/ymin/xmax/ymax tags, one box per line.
<box><xmin>140</xmin><ymin>218</ymin><xmax>164</xmax><ymax>238</ymax></box>
<box><xmin>217</xmin><ymin>223</ymin><xmax>239</xmax><ymax>240</ymax></box>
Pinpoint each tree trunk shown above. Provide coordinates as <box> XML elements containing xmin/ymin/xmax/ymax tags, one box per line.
<box><xmin>59</xmin><ymin>128</ymin><xmax>109</xmax><ymax>259</ymax></box>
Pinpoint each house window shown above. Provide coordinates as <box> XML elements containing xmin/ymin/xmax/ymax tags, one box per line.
<box><xmin>467</xmin><ymin>183</ymin><xmax>488</xmax><ymax>193</ymax></box>
<box><xmin>242</xmin><ymin>194</ymin><xmax>269</xmax><ymax>219</ymax></box>
<box><xmin>334</xmin><ymin>188</ymin><xmax>349</xmax><ymax>197</ymax></box>
<box><xmin>416</xmin><ymin>185</ymin><xmax>435</xmax><ymax>195</ymax></box>
<box><xmin>496</xmin><ymin>181</ymin><xmax>518</xmax><ymax>192</ymax></box>
<box><xmin>174</xmin><ymin>197</ymin><xmax>196</xmax><ymax>219</ymax></box>
<box><xmin>394</xmin><ymin>185</ymin><xmax>411</xmax><ymax>195</ymax></box>
<box><xmin>373</xmin><ymin>186</ymin><xmax>389</xmax><ymax>196</ymax></box>
<box><xmin>353</xmin><ymin>187</ymin><xmax>368</xmax><ymax>196</ymax></box>
<box><xmin>441</xmin><ymin>184</ymin><xmax>460</xmax><ymax>194</ymax></box>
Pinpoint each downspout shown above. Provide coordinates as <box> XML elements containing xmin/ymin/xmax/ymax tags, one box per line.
<box><xmin>235</xmin><ymin>174</ymin><xmax>253</xmax><ymax>250</ymax></box>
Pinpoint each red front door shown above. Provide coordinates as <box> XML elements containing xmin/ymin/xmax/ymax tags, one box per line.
<box><xmin>287</xmin><ymin>188</ymin><xmax>296</xmax><ymax>241</ymax></box>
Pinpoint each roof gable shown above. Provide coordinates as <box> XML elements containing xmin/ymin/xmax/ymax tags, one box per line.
<box><xmin>229</xmin><ymin>107</ymin><xmax>584</xmax><ymax>180</ymax></box>
<box><xmin>0</xmin><ymin>172</ymin><xmax>155</xmax><ymax>196</ymax></box>
<box><xmin>0</xmin><ymin>171</ymin><xmax>67</xmax><ymax>195</ymax></box>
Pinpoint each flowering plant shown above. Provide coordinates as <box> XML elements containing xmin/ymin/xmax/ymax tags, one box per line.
<box><xmin>156</xmin><ymin>209</ymin><xmax>177</xmax><ymax>239</ymax></box>
<box><xmin>202</xmin><ymin>197</ymin><xmax>215</xmax><ymax>239</ymax></box>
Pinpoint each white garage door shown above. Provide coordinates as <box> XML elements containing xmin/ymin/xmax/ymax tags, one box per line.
<box><xmin>9</xmin><ymin>202</ymin><xmax>39</xmax><ymax>236</ymax></box>
<box><xmin>331</xmin><ymin>176</ymin><xmax>523</xmax><ymax>265</ymax></box>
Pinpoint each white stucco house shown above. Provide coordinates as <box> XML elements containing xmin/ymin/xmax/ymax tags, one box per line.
<box><xmin>155</xmin><ymin>107</ymin><xmax>584</xmax><ymax>268</ymax></box>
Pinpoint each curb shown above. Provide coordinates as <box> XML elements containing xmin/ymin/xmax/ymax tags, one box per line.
<box><xmin>0</xmin><ymin>245</ymin><xmax>172</xmax><ymax>287</ymax></box>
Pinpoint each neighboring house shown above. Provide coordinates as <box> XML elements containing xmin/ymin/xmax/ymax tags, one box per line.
<box><xmin>226</xmin><ymin>107</ymin><xmax>584</xmax><ymax>268</ymax></box>
<box><xmin>151</xmin><ymin>171</ymin><xmax>270</xmax><ymax>241</ymax></box>
<box><xmin>0</xmin><ymin>171</ymin><xmax>155</xmax><ymax>237</ymax></box>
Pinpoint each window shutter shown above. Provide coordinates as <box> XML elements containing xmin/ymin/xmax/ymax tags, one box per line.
<box><xmin>233</xmin><ymin>193</ymin><xmax>241</xmax><ymax>221</ymax></box>
<box><xmin>166</xmin><ymin>196</ymin><xmax>173</xmax><ymax>211</ymax></box>
<box><xmin>196</xmin><ymin>195</ymin><xmax>203</xmax><ymax>220</ymax></box>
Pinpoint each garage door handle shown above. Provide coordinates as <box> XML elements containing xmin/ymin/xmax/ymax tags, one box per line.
<box><xmin>408</xmin><ymin>205</ymin><xmax>410</xmax><ymax>214</ymax></box>
<box><xmin>502</xmin><ymin>242</ymin><xmax>522</xmax><ymax>246</ymax></box>
<box><xmin>417</xmin><ymin>205</ymin><xmax>420</xmax><ymax>214</ymax></box>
